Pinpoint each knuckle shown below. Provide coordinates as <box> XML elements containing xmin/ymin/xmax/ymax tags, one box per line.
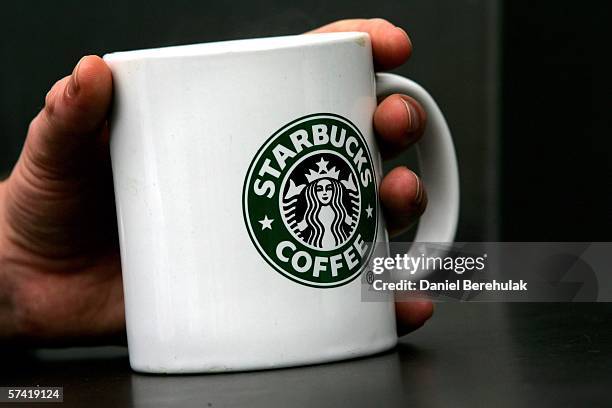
<box><xmin>43</xmin><ymin>77</ymin><xmax>69</xmax><ymax>117</ymax></box>
<box><xmin>44</xmin><ymin>90</ymin><xmax>56</xmax><ymax>115</ymax></box>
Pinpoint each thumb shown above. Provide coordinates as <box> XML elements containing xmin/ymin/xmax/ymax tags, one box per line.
<box><xmin>2</xmin><ymin>56</ymin><xmax>114</xmax><ymax>257</ymax></box>
<box><xmin>19</xmin><ymin>55</ymin><xmax>112</xmax><ymax>178</ymax></box>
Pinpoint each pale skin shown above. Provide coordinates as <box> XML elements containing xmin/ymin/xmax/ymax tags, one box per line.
<box><xmin>0</xmin><ymin>18</ymin><xmax>431</xmax><ymax>346</ymax></box>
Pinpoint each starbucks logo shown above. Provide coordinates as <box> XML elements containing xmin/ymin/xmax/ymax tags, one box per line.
<box><xmin>281</xmin><ymin>151</ymin><xmax>360</xmax><ymax>251</ymax></box>
<box><xmin>243</xmin><ymin>113</ymin><xmax>378</xmax><ymax>288</ymax></box>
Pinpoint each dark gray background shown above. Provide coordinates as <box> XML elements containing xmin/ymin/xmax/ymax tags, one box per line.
<box><xmin>0</xmin><ymin>0</ymin><xmax>501</xmax><ymax>242</ymax></box>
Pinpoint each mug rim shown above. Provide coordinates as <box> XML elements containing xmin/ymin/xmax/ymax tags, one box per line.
<box><xmin>103</xmin><ymin>32</ymin><xmax>369</xmax><ymax>63</ymax></box>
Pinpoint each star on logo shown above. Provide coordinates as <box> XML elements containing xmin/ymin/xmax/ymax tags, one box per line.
<box><xmin>316</xmin><ymin>157</ymin><xmax>329</xmax><ymax>173</ymax></box>
<box><xmin>259</xmin><ymin>215</ymin><xmax>274</xmax><ymax>230</ymax></box>
<box><xmin>365</xmin><ymin>204</ymin><xmax>373</xmax><ymax>218</ymax></box>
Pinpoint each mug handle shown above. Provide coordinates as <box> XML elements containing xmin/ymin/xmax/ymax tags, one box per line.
<box><xmin>375</xmin><ymin>73</ymin><xmax>459</xmax><ymax>251</ymax></box>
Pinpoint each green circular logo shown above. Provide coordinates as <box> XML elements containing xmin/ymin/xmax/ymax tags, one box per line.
<box><xmin>243</xmin><ymin>113</ymin><xmax>378</xmax><ymax>288</ymax></box>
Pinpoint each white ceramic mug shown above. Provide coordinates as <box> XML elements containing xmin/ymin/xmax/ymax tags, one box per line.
<box><xmin>104</xmin><ymin>32</ymin><xmax>459</xmax><ymax>373</ymax></box>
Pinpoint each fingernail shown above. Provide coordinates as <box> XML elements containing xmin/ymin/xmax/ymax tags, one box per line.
<box><xmin>400</xmin><ymin>96</ymin><xmax>421</xmax><ymax>135</ymax></box>
<box><xmin>395</xmin><ymin>26</ymin><xmax>412</xmax><ymax>49</ymax></box>
<box><xmin>66</xmin><ymin>56</ymin><xmax>85</xmax><ymax>98</ymax></box>
<box><xmin>409</xmin><ymin>169</ymin><xmax>427</xmax><ymax>213</ymax></box>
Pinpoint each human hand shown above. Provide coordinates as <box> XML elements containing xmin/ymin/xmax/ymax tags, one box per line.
<box><xmin>0</xmin><ymin>18</ymin><xmax>430</xmax><ymax>345</ymax></box>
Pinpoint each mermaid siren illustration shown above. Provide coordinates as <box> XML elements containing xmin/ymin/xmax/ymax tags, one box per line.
<box><xmin>282</xmin><ymin>155</ymin><xmax>360</xmax><ymax>250</ymax></box>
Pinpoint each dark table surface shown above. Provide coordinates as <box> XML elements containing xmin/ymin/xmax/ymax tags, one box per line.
<box><xmin>2</xmin><ymin>303</ymin><xmax>611</xmax><ymax>407</ymax></box>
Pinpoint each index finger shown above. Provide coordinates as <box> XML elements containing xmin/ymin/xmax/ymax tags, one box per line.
<box><xmin>309</xmin><ymin>18</ymin><xmax>412</xmax><ymax>70</ymax></box>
